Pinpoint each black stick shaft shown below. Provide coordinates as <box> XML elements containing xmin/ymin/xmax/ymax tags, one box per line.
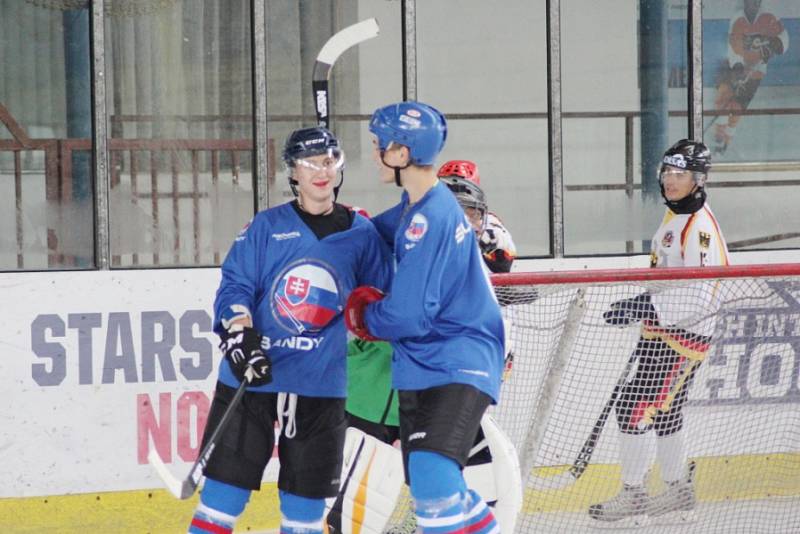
<box><xmin>183</xmin><ymin>378</ymin><xmax>249</xmax><ymax>494</ymax></box>
<box><xmin>568</xmin><ymin>352</ymin><xmax>637</xmax><ymax>480</ymax></box>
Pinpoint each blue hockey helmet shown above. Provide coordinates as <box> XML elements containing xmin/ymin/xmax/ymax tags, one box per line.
<box><xmin>368</xmin><ymin>101</ymin><xmax>447</xmax><ymax>166</ymax></box>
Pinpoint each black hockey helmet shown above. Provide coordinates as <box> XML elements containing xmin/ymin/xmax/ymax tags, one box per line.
<box><xmin>282</xmin><ymin>126</ymin><xmax>343</xmax><ymax>168</ymax></box>
<box><xmin>440</xmin><ymin>175</ymin><xmax>488</xmax><ymax>233</ymax></box>
<box><xmin>659</xmin><ymin>139</ymin><xmax>711</xmax><ymax>184</ymax></box>
<box><xmin>282</xmin><ymin>126</ymin><xmax>345</xmax><ymax>197</ymax></box>
<box><xmin>659</xmin><ymin>139</ymin><xmax>711</xmax><ymax>211</ymax></box>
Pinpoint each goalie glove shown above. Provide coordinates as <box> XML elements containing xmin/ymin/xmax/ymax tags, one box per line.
<box><xmin>479</xmin><ymin>228</ymin><xmax>500</xmax><ymax>254</ymax></box>
<box><xmin>344</xmin><ymin>286</ymin><xmax>385</xmax><ymax>341</ymax></box>
<box><xmin>603</xmin><ymin>293</ymin><xmax>657</xmax><ymax>327</ymax></box>
<box><xmin>220</xmin><ymin>326</ymin><xmax>272</xmax><ymax>386</ymax></box>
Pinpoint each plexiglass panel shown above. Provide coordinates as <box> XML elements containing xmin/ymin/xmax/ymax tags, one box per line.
<box><xmin>105</xmin><ymin>0</ymin><xmax>253</xmax><ymax>267</ymax></box>
<box><xmin>703</xmin><ymin>0</ymin><xmax>800</xmax><ymax>250</ymax></box>
<box><xmin>563</xmin><ymin>0</ymin><xmax>689</xmax><ymax>255</ymax></box>
<box><xmin>417</xmin><ymin>0</ymin><xmax>550</xmax><ymax>257</ymax></box>
<box><xmin>265</xmin><ymin>0</ymin><xmax>402</xmax><ymax>218</ymax></box>
<box><xmin>0</xmin><ymin>1</ymin><xmax>94</xmax><ymax>270</ymax></box>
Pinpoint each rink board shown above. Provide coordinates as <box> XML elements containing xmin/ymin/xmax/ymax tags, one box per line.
<box><xmin>2</xmin><ymin>267</ymin><xmax>800</xmax><ymax>532</ymax></box>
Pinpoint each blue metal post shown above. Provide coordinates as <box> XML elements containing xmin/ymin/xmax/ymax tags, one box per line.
<box><xmin>639</xmin><ymin>0</ymin><xmax>668</xmax><ymax>204</ymax></box>
<box><xmin>63</xmin><ymin>8</ymin><xmax>92</xmax><ymax>202</ymax></box>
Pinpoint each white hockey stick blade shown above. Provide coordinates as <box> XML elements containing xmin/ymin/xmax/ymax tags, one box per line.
<box><xmin>314</xmin><ymin>18</ymin><xmax>380</xmax><ymax>75</ymax></box>
<box><xmin>529</xmin><ymin>468</ymin><xmax>579</xmax><ymax>491</ymax></box>
<box><xmin>148</xmin><ymin>449</ymin><xmax>196</xmax><ymax>499</ymax></box>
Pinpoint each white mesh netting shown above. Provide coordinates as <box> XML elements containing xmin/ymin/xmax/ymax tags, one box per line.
<box><xmin>387</xmin><ymin>265</ymin><xmax>800</xmax><ymax>533</ymax></box>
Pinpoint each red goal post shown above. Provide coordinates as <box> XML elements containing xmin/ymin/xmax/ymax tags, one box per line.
<box><xmin>489</xmin><ymin>263</ymin><xmax>800</xmax><ymax>533</ymax></box>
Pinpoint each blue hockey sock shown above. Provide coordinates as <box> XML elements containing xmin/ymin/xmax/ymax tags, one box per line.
<box><xmin>408</xmin><ymin>451</ymin><xmax>468</xmax><ymax>533</ymax></box>
<box><xmin>408</xmin><ymin>450</ymin><xmax>466</xmax><ymax>500</ymax></box>
<box><xmin>188</xmin><ymin>478</ymin><xmax>250</xmax><ymax>534</ymax></box>
<box><xmin>279</xmin><ymin>490</ymin><xmax>326</xmax><ymax>534</ymax></box>
<box><xmin>462</xmin><ymin>489</ymin><xmax>499</xmax><ymax>534</ymax></box>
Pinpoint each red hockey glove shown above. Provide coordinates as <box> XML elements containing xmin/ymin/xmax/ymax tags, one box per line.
<box><xmin>344</xmin><ymin>286</ymin><xmax>385</xmax><ymax>341</ymax></box>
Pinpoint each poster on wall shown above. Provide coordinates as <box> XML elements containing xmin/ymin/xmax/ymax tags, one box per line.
<box><xmin>0</xmin><ymin>269</ymin><xmax>278</xmax><ymax>498</ymax></box>
<box><xmin>668</xmin><ymin>0</ymin><xmax>800</xmax><ymax>161</ymax></box>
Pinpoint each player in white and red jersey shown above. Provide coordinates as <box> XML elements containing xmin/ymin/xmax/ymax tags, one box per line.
<box><xmin>589</xmin><ymin>139</ymin><xmax>730</xmax><ymax>525</ymax></box>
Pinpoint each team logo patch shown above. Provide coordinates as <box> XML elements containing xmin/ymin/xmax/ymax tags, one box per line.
<box><xmin>235</xmin><ymin>219</ymin><xmax>252</xmax><ymax>242</ymax></box>
<box><xmin>404</xmin><ymin>213</ymin><xmax>428</xmax><ymax>242</ymax></box>
<box><xmin>699</xmin><ymin>231</ymin><xmax>711</xmax><ymax>250</ymax></box>
<box><xmin>662</xmin><ymin>230</ymin><xmax>674</xmax><ymax>248</ymax></box>
<box><xmin>663</xmin><ymin>154</ymin><xmax>687</xmax><ymax>168</ymax></box>
<box><xmin>399</xmin><ymin>114</ymin><xmax>421</xmax><ymax>128</ymax></box>
<box><xmin>271</xmin><ymin>260</ymin><xmax>342</xmax><ymax>335</ymax></box>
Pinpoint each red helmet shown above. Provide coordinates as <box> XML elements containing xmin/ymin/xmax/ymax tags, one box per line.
<box><xmin>436</xmin><ymin>160</ymin><xmax>480</xmax><ymax>186</ymax></box>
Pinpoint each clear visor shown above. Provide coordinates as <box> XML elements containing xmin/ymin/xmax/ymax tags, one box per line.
<box><xmin>293</xmin><ymin>149</ymin><xmax>345</xmax><ymax>172</ymax></box>
<box><xmin>658</xmin><ymin>166</ymin><xmax>706</xmax><ymax>187</ymax></box>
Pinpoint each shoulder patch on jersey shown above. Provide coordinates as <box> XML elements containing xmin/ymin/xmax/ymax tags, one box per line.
<box><xmin>662</xmin><ymin>230</ymin><xmax>674</xmax><ymax>248</ymax></box>
<box><xmin>235</xmin><ymin>219</ymin><xmax>252</xmax><ymax>242</ymax></box>
<box><xmin>699</xmin><ymin>231</ymin><xmax>711</xmax><ymax>250</ymax></box>
<box><xmin>404</xmin><ymin>213</ymin><xmax>428</xmax><ymax>242</ymax></box>
<box><xmin>455</xmin><ymin>218</ymin><xmax>471</xmax><ymax>244</ymax></box>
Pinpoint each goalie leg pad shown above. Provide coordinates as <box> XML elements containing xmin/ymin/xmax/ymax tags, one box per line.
<box><xmin>326</xmin><ymin>427</ymin><xmax>405</xmax><ymax>534</ymax></box>
<box><xmin>477</xmin><ymin>414</ymin><xmax>523</xmax><ymax>534</ymax></box>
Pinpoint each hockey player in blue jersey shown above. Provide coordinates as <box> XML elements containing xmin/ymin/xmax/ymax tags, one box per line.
<box><xmin>344</xmin><ymin>101</ymin><xmax>505</xmax><ymax>534</ymax></box>
<box><xmin>187</xmin><ymin>126</ymin><xmax>392</xmax><ymax>534</ymax></box>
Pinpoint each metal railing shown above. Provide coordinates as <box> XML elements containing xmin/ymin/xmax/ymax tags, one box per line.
<box><xmin>3</xmin><ymin>105</ymin><xmax>799</xmax><ymax>269</ymax></box>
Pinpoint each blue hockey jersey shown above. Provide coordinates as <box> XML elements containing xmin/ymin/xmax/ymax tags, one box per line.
<box><xmin>214</xmin><ymin>202</ymin><xmax>393</xmax><ymax>397</ymax></box>
<box><xmin>366</xmin><ymin>181</ymin><xmax>505</xmax><ymax>402</ymax></box>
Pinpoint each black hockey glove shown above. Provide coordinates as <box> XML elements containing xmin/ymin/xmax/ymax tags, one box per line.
<box><xmin>220</xmin><ymin>326</ymin><xmax>272</xmax><ymax>386</ymax></box>
<box><xmin>603</xmin><ymin>293</ymin><xmax>657</xmax><ymax>326</ymax></box>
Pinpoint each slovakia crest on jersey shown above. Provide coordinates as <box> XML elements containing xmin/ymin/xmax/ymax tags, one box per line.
<box><xmin>271</xmin><ymin>260</ymin><xmax>342</xmax><ymax>335</ymax></box>
<box><xmin>662</xmin><ymin>230</ymin><xmax>674</xmax><ymax>248</ymax></box>
<box><xmin>404</xmin><ymin>213</ymin><xmax>428</xmax><ymax>242</ymax></box>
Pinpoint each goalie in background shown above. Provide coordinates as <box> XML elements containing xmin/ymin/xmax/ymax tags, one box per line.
<box><xmin>711</xmin><ymin>0</ymin><xmax>788</xmax><ymax>155</ymax></box>
<box><xmin>589</xmin><ymin>140</ymin><xmax>730</xmax><ymax>525</ymax></box>
<box><xmin>187</xmin><ymin>127</ymin><xmax>392</xmax><ymax>534</ymax></box>
<box><xmin>345</xmin><ymin>101</ymin><xmax>506</xmax><ymax>534</ymax></box>
<box><xmin>437</xmin><ymin>160</ymin><xmax>517</xmax><ymax>274</ymax></box>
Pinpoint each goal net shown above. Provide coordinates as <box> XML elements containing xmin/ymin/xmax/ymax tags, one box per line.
<box><xmin>485</xmin><ymin>263</ymin><xmax>800</xmax><ymax>533</ymax></box>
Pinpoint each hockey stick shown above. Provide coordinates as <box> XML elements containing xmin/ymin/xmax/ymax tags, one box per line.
<box><xmin>312</xmin><ymin>18</ymin><xmax>380</xmax><ymax>128</ymax></box>
<box><xmin>148</xmin><ymin>377</ymin><xmax>250</xmax><ymax>499</ymax></box>
<box><xmin>529</xmin><ymin>350</ymin><xmax>639</xmax><ymax>491</ymax></box>
<box><xmin>326</xmin><ymin>431</ymin><xmax>367</xmax><ymax>534</ymax></box>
